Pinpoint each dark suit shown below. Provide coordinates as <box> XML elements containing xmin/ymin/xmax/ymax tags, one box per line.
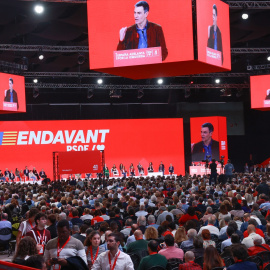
<box><xmin>4</xmin><ymin>89</ymin><xmax>19</xmax><ymax>109</ymax></box>
<box><xmin>169</xmin><ymin>166</ymin><xmax>174</xmax><ymax>174</ymax></box>
<box><xmin>24</xmin><ymin>169</ymin><xmax>29</xmax><ymax>177</ymax></box>
<box><xmin>9</xmin><ymin>173</ymin><xmax>15</xmax><ymax>181</ymax></box>
<box><xmin>117</xmin><ymin>21</ymin><xmax>168</xmax><ymax>61</ymax></box>
<box><xmin>192</xmin><ymin>139</ymin><xmax>220</xmax><ymax>162</ymax></box>
<box><xmin>207</xmin><ymin>25</ymin><xmax>223</xmax><ymax>64</ymax></box>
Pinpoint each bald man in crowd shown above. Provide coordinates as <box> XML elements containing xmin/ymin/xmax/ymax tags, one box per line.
<box><xmin>126</xmin><ymin>229</ymin><xmax>148</xmax><ymax>253</ymax></box>
<box><xmin>242</xmin><ymin>225</ymin><xmax>265</xmax><ymax>248</ymax></box>
<box><xmin>179</xmin><ymin>251</ymin><xmax>202</xmax><ymax>270</ymax></box>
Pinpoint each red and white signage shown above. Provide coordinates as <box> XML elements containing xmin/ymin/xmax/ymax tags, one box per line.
<box><xmin>0</xmin><ymin>118</ymin><xmax>185</xmax><ymax>178</ymax></box>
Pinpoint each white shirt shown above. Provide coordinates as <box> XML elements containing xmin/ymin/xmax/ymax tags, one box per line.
<box><xmin>135</xmin><ymin>210</ymin><xmax>148</xmax><ymax>217</ymax></box>
<box><xmin>241</xmin><ymin>232</ymin><xmax>265</xmax><ymax>248</ymax></box>
<box><xmin>92</xmin><ymin>250</ymin><xmax>134</xmax><ymax>270</ymax></box>
<box><xmin>198</xmin><ymin>225</ymin><xmax>220</xmax><ymax>236</ymax></box>
<box><xmin>80</xmin><ymin>214</ymin><xmax>93</xmax><ymax>221</ymax></box>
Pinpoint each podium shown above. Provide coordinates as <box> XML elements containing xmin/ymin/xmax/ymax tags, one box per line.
<box><xmin>206</xmin><ymin>47</ymin><xmax>222</xmax><ymax>67</ymax></box>
<box><xmin>264</xmin><ymin>100</ymin><xmax>270</xmax><ymax>107</ymax></box>
<box><xmin>3</xmin><ymin>102</ymin><xmax>17</xmax><ymax>111</ymax></box>
<box><xmin>114</xmin><ymin>47</ymin><xmax>162</xmax><ymax>67</ymax></box>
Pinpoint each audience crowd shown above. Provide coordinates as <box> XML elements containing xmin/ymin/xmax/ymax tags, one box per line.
<box><xmin>0</xmin><ymin>169</ymin><xmax>270</xmax><ymax>270</ymax></box>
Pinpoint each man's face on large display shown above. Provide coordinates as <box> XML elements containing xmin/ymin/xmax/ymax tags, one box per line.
<box><xmin>213</xmin><ymin>8</ymin><xmax>217</xmax><ymax>26</ymax></box>
<box><xmin>9</xmin><ymin>80</ymin><xmax>13</xmax><ymax>91</ymax></box>
<box><xmin>201</xmin><ymin>127</ymin><xmax>212</xmax><ymax>143</ymax></box>
<box><xmin>134</xmin><ymin>6</ymin><xmax>148</xmax><ymax>26</ymax></box>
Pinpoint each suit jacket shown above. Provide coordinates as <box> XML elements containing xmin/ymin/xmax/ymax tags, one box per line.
<box><xmin>24</xmin><ymin>169</ymin><xmax>29</xmax><ymax>177</ymax></box>
<box><xmin>117</xmin><ymin>21</ymin><xmax>168</xmax><ymax>61</ymax></box>
<box><xmin>4</xmin><ymin>89</ymin><xmax>19</xmax><ymax>109</ymax></box>
<box><xmin>192</xmin><ymin>139</ymin><xmax>219</xmax><ymax>162</ymax></box>
<box><xmin>207</xmin><ymin>25</ymin><xmax>223</xmax><ymax>64</ymax></box>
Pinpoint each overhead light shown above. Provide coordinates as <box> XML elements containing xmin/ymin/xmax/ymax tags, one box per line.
<box><xmin>137</xmin><ymin>89</ymin><xmax>144</xmax><ymax>99</ymax></box>
<box><xmin>215</xmin><ymin>78</ymin><xmax>220</xmax><ymax>84</ymax></box>
<box><xmin>97</xmin><ymin>79</ymin><xmax>103</xmax><ymax>85</ymax></box>
<box><xmin>33</xmin><ymin>88</ymin><xmax>39</xmax><ymax>98</ymax></box>
<box><xmin>157</xmin><ymin>78</ymin><xmax>163</xmax><ymax>84</ymax></box>
<box><xmin>34</xmin><ymin>4</ymin><xmax>44</xmax><ymax>14</ymax></box>
<box><xmin>33</xmin><ymin>78</ymin><xmax>38</xmax><ymax>83</ymax></box>
<box><xmin>87</xmin><ymin>89</ymin><xmax>93</xmax><ymax>99</ymax></box>
<box><xmin>38</xmin><ymin>54</ymin><xmax>44</xmax><ymax>60</ymax></box>
<box><xmin>267</xmin><ymin>56</ymin><xmax>270</xmax><ymax>61</ymax></box>
<box><xmin>242</xmin><ymin>13</ymin><xmax>248</xmax><ymax>20</ymax></box>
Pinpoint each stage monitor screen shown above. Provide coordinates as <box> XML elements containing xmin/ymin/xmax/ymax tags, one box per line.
<box><xmin>0</xmin><ymin>118</ymin><xmax>185</xmax><ymax>178</ymax></box>
<box><xmin>0</xmin><ymin>73</ymin><xmax>26</xmax><ymax>113</ymax></box>
<box><xmin>250</xmin><ymin>75</ymin><xmax>270</xmax><ymax>110</ymax></box>
<box><xmin>87</xmin><ymin>0</ymin><xmax>194</xmax><ymax>69</ymax></box>
<box><xmin>196</xmin><ymin>0</ymin><xmax>231</xmax><ymax>69</ymax></box>
<box><xmin>190</xmin><ymin>116</ymin><xmax>228</xmax><ymax>163</ymax></box>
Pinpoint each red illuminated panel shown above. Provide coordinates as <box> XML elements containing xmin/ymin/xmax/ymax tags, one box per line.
<box><xmin>0</xmin><ymin>118</ymin><xmax>185</xmax><ymax>178</ymax></box>
<box><xmin>196</xmin><ymin>0</ymin><xmax>231</xmax><ymax>70</ymax></box>
<box><xmin>250</xmin><ymin>75</ymin><xmax>270</xmax><ymax>110</ymax></box>
<box><xmin>0</xmin><ymin>73</ymin><xmax>26</xmax><ymax>113</ymax></box>
<box><xmin>87</xmin><ymin>0</ymin><xmax>194</xmax><ymax>69</ymax></box>
<box><xmin>58</xmin><ymin>151</ymin><xmax>103</xmax><ymax>174</ymax></box>
<box><xmin>190</xmin><ymin>116</ymin><xmax>228</xmax><ymax>163</ymax></box>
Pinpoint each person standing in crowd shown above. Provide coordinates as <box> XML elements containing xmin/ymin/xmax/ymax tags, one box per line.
<box><xmin>224</xmin><ymin>159</ymin><xmax>234</xmax><ymax>182</ymax></box>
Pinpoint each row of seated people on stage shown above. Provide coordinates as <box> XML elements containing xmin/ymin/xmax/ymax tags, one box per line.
<box><xmin>0</xmin><ymin>166</ymin><xmax>47</xmax><ymax>182</ymax></box>
<box><xmin>105</xmin><ymin>162</ymin><xmax>175</xmax><ymax>177</ymax></box>
<box><xmin>0</xmin><ymin>169</ymin><xmax>270</xmax><ymax>270</ymax></box>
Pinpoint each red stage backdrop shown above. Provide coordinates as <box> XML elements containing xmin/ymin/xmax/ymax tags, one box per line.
<box><xmin>250</xmin><ymin>75</ymin><xmax>270</xmax><ymax>111</ymax></box>
<box><xmin>190</xmin><ymin>116</ymin><xmax>228</xmax><ymax>163</ymax></box>
<box><xmin>58</xmin><ymin>151</ymin><xmax>103</xmax><ymax>174</ymax></box>
<box><xmin>0</xmin><ymin>73</ymin><xmax>26</xmax><ymax>113</ymax></box>
<box><xmin>0</xmin><ymin>118</ymin><xmax>185</xmax><ymax>178</ymax></box>
<box><xmin>196</xmin><ymin>0</ymin><xmax>231</xmax><ymax>69</ymax></box>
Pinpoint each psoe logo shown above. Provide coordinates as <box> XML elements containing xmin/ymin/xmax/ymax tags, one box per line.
<box><xmin>0</xmin><ymin>131</ymin><xmax>18</xmax><ymax>146</ymax></box>
<box><xmin>93</xmin><ymin>165</ymin><xmax>98</xmax><ymax>171</ymax></box>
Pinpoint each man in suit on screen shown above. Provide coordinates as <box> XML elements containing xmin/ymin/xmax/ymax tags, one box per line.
<box><xmin>4</xmin><ymin>78</ymin><xmax>19</xmax><ymax>109</ymax></box>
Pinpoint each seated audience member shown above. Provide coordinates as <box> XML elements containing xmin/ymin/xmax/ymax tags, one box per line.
<box><xmin>179</xmin><ymin>251</ymin><xmax>202</xmax><ymax>270</ymax></box>
<box><xmin>248</xmin><ymin>234</ymin><xmax>270</xmax><ymax>256</ymax></box>
<box><xmin>178</xmin><ymin>206</ymin><xmax>199</xmax><ymax>226</ymax></box>
<box><xmin>81</xmin><ymin>208</ymin><xmax>93</xmax><ymax>221</ymax></box>
<box><xmin>190</xmin><ymin>235</ymin><xmax>204</xmax><ymax>259</ymax></box>
<box><xmin>242</xmin><ymin>218</ymin><xmax>264</xmax><ymax>238</ymax></box>
<box><xmin>73</xmin><ymin>224</ymin><xmax>89</xmax><ymax>244</ymax></box>
<box><xmin>138</xmin><ymin>240</ymin><xmax>167</xmax><ymax>270</ymax></box>
<box><xmin>84</xmin><ymin>231</ymin><xmax>105</xmax><ymax>268</ymax></box>
<box><xmin>227</xmin><ymin>244</ymin><xmax>257</xmax><ymax>270</ymax></box>
<box><xmin>0</xmin><ymin>213</ymin><xmax>12</xmax><ymax>250</ymax></box>
<box><xmin>221</xmin><ymin>226</ymin><xmax>234</xmax><ymax>252</ymax></box>
<box><xmin>91</xmin><ymin>210</ymin><xmax>104</xmax><ymax>226</ymax></box>
<box><xmin>12</xmin><ymin>236</ymin><xmax>38</xmax><ymax>265</ymax></box>
<box><xmin>44</xmin><ymin>219</ymin><xmax>87</xmax><ymax>270</ymax></box>
<box><xmin>201</xmin><ymin>229</ymin><xmax>216</xmax><ymax>249</ymax></box>
<box><xmin>198</xmin><ymin>216</ymin><xmax>219</xmax><ymax>236</ymax></box>
<box><xmin>147</xmin><ymin>215</ymin><xmax>159</xmax><ymax>230</ymax></box>
<box><xmin>126</xmin><ymin>229</ymin><xmax>148</xmax><ymax>253</ymax></box>
<box><xmin>175</xmin><ymin>227</ymin><xmax>188</xmax><ymax>247</ymax></box>
<box><xmin>241</xmin><ymin>224</ymin><xmax>265</xmax><ymax>248</ymax></box>
<box><xmin>70</xmin><ymin>208</ymin><xmax>83</xmax><ymax>226</ymax></box>
<box><xmin>120</xmin><ymin>219</ymin><xmax>133</xmax><ymax>238</ymax></box>
<box><xmin>144</xmin><ymin>226</ymin><xmax>158</xmax><ymax>241</ymax></box>
<box><xmin>180</xmin><ymin>229</ymin><xmax>197</xmax><ymax>251</ymax></box>
<box><xmin>25</xmin><ymin>255</ymin><xmax>47</xmax><ymax>270</ymax></box>
<box><xmin>203</xmin><ymin>246</ymin><xmax>224</xmax><ymax>270</ymax></box>
<box><xmin>159</xmin><ymin>234</ymin><xmax>184</xmax><ymax>260</ymax></box>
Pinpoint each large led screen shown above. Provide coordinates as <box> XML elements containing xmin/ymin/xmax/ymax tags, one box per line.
<box><xmin>196</xmin><ymin>0</ymin><xmax>231</xmax><ymax>69</ymax></box>
<box><xmin>190</xmin><ymin>116</ymin><xmax>228</xmax><ymax>163</ymax></box>
<box><xmin>0</xmin><ymin>73</ymin><xmax>26</xmax><ymax>113</ymax></box>
<box><xmin>250</xmin><ymin>75</ymin><xmax>270</xmax><ymax>110</ymax></box>
<box><xmin>0</xmin><ymin>118</ymin><xmax>185</xmax><ymax>178</ymax></box>
<box><xmin>87</xmin><ymin>0</ymin><xmax>194</xmax><ymax>69</ymax></box>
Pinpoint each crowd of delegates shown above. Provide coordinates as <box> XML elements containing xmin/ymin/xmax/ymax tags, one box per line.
<box><xmin>0</xmin><ymin>170</ymin><xmax>270</xmax><ymax>270</ymax></box>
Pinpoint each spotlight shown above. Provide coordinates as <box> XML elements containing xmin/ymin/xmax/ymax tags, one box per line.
<box><xmin>38</xmin><ymin>54</ymin><xmax>44</xmax><ymax>60</ymax></box>
<box><xmin>33</xmin><ymin>79</ymin><xmax>38</xmax><ymax>83</ymax></box>
<box><xmin>215</xmin><ymin>78</ymin><xmax>220</xmax><ymax>84</ymax></box>
<box><xmin>97</xmin><ymin>79</ymin><xmax>103</xmax><ymax>85</ymax></box>
<box><xmin>33</xmin><ymin>88</ymin><xmax>39</xmax><ymax>98</ymax></box>
<box><xmin>137</xmin><ymin>89</ymin><xmax>144</xmax><ymax>99</ymax></box>
<box><xmin>87</xmin><ymin>89</ymin><xmax>94</xmax><ymax>99</ymax></box>
<box><xmin>242</xmin><ymin>13</ymin><xmax>248</xmax><ymax>20</ymax></box>
<box><xmin>157</xmin><ymin>78</ymin><xmax>163</xmax><ymax>84</ymax></box>
<box><xmin>267</xmin><ymin>56</ymin><xmax>270</xmax><ymax>61</ymax></box>
<box><xmin>34</xmin><ymin>4</ymin><xmax>44</xmax><ymax>14</ymax></box>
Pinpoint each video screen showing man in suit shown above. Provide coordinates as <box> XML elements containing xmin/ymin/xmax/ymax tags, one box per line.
<box><xmin>4</xmin><ymin>78</ymin><xmax>19</xmax><ymax>109</ymax></box>
<box><xmin>191</xmin><ymin>122</ymin><xmax>219</xmax><ymax>162</ymax></box>
<box><xmin>207</xmin><ymin>4</ymin><xmax>223</xmax><ymax>64</ymax></box>
<box><xmin>265</xmin><ymin>89</ymin><xmax>270</xmax><ymax>100</ymax></box>
<box><xmin>117</xmin><ymin>1</ymin><xmax>168</xmax><ymax>61</ymax></box>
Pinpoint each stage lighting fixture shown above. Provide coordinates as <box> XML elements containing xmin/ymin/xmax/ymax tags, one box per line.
<box><xmin>215</xmin><ymin>78</ymin><xmax>221</xmax><ymax>84</ymax></box>
<box><xmin>137</xmin><ymin>89</ymin><xmax>144</xmax><ymax>99</ymax></box>
<box><xmin>97</xmin><ymin>79</ymin><xmax>103</xmax><ymax>85</ymax></box>
<box><xmin>33</xmin><ymin>88</ymin><xmax>39</xmax><ymax>98</ymax></box>
<box><xmin>242</xmin><ymin>13</ymin><xmax>248</xmax><ymax>20</ymax></box>
<box><xmin>157</xmin><ymin>78</ymin><xmax>163</xmax><ymax>84</ymax></box>
<box><xmin>34</xmin><ymin>4</ymin><xmax>44</xmax><ymax>14</ymax></box>
<box><xmin>77</xmin><ymin>53</ymin><xmax>85</xmax><ymax>65</ymax></box>
<box><xmin>236</xmin><ymin>88</ymin><xmax>243</xmax><ymax>98</ymax></box>
<box><xmin>33</xmin><ymin>78</ymin><xmax>38</xmax><ymax>83</ymax></box>
<box><xmin>185</xmin><ymin>88</ymin><xmax>191</xmax><ymax>98</ymax></box>
<box><xmin>267</xmin><ymin>56</ymin><xmax>270</xmax><ymax>61</ymax></box>
<box><xmin>87</xmin><ymin>89</ymin><xmax>94</xmax><ymax>99</ymax></box>
<box><xmin>109</xmin><ymin>89</ymin><xmax>122</xmax><ymax>98</ymax></box>
<box><xmin>38</xmin><ymin>54</ymin><xmax>44</xmax><ymax>60</ymax></box>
